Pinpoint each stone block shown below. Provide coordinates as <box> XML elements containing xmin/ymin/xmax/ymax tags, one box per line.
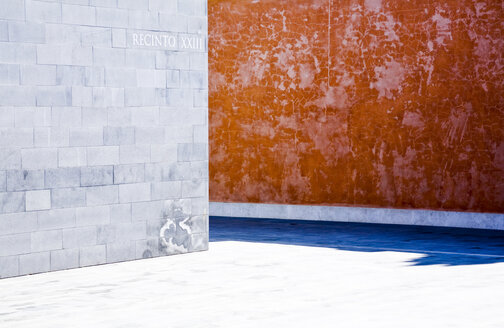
<box><xmin>177</xmin><ymin>143</ymin><xmax>191</xmax><ymax>162</ymax></box>
<box><xmin>56</xmin><ymin>66</ymin><xmax>86</xmax><ymax>86</ymax></box>
<box><xmin>45</xmin><ymin>167</ymin><xmax>81</xmax><ymax>188</ymax></box>
<box><xmin>0</xmin><ymin>0</ymin><xmax>25</xmax><ymax>21</ymax></box>
<box><xmin>0</xmin><ymin>43</ymin><xmax>36</xmax><ymax>64</ymax></box>
<box><xmin>191</xmin><ymin>197</ymin><xmax>208</xmax><ymax>215</ymax></box>
<box><xmin>8</xmin><ymin>21</ymin><xmax>46</xmax><ymax>43</ymax></box>
<box><xmin>119</xmin><ymin>0</ymin><xmax>148</xmax><ymax>10</ymax></box>
<box><xmin>0</xmin><ymin>86</ymin><xmax>36</xmax><ymax>106</ymax></box>
<box><xmin>34</xmin><ymin>127</ymin><xmax>70</xmax><ymax>148</ymax></box>
<box><xmin>135</xmin><ymin>238</ymin><xmax>160</xmax><ymax>259</ymax></box>
<box><xmin>96</xmin><ymin>7</ymin><xmax>128</xmax><ymax>28</ymax></box>
<box><xmin>105</xmin><ymin>68</ymin><xmax>136</xmax><ymax>87</ymax></box>
<box><xmin>124</xmin><ymin>88</ymin><xmax>159</xmax><ymax>107</ymax></box>
<box><xmin>37</xmin><ymin>45</ymin><xmax>92</xmax><ymax>66</ymax></box>
<box><xmin>0</xmin><ymin>149</ymin><xmax>22</xmax><ymax>170</ymax></box>
<box><xmin>193</xmin><ymin>89</ymin><xmax>208</xmax><ymax>108</ymax></box>
<box><xmin>62</xmin><ymin>226</ymin><xmax>97</xmax><ymax>249</ymax></box>
<box><xmin>31</xmin><ymin>230</ymin><xmax>62</xmax><ymax>252</ymax></box>
<box><xmin>188</xmin><ymin>215</ymin><xmax>207</xmax><ymax>234</ymax></box>
<box><xmin>113</xmin><ymin>164</ymin><xmax>145</xmax><ymax>184</ymax></box>
<box><xmin>144</xmin><ymin>163</ymin><xmax>163</xmax><ymax>182</ymax></box>
<box><xmin>108</xmin><ymin>107</ymin><xmax>131</xmax><ymax>126</ymax></box>
<box><xmin>188</xmin><ymin>16</ymin><xmax>207</xmax><ymax>34</ymax></box>
<box><xmin>70</xmin><ymin>128</ymin><xmax>103</xmax><ymax>146</ymax></box>
<box><xmin>190</xmin><ymin>52</ymin><xmax>207</xmax><ymax>70</ymax></box>
<box><xmin>106</xmin><ymin>241</ymin><xmax>136</xmax><ymax>263</ymax></box>
<box><xmin>36</xmin><ymin>86</ymin><xmax>72</xmax><ymax>106</ymax></box>
<box><xmin>85</xmin><ymin>67</ymin><xmax>105</xmax><ymax>86</ymax></box>
<box><xmin>26</xmin><ymin>0</ymin><xmax>62</xmax><ymax>23</ymax></box>
<box><xmin>80</xmin><ymin>245</ymin><xmax>106</xmax><ymax>267</ymax></box>
<box><xmin>159</xmin><ymin>14</ymin><xmax>187</xmax><ymax>33</ymax></box>
<box><xmin>0</xmin><ymin>108</ymin><xmax>15</xmax><ymax>127</ymax></box>
<box><xmin>189</xmin><ymin>232</ymin><xmax>208</xmax><ymax>252</ymax></box>
<box><xmin>181</xmin><ymin>179</ymin><xmax>207</xmax><ymax>198</ymax></box>
<box><xmin>19</xmin><ymin>252</ymin><xmax>50</xmax><ymax>275</ymax></box>
<box><xmin>82</xmin><ymin>107</ymin><xmax>108</xmax><ymax>127</ymax></box>
<box><xmin>132</xmin><ymin>200</ymin><xmax>163</xmax><ymax>221</ymax></box>
<box><xmin>15</xmin><ymin>107</ymin><xmax>51</xmax><ymax>128</ymax></box>
<box><xmin>97</xmin><ymin>221</ymin><xmax>146</xmax><ymax>244</ymax></box>
<box><xmin>149</xmin><ymin>0</ymin><xmax>177</xmax><ymax>13</ymax></box>
<box><xmin>112</xmin><ymin>29</ymin><xmax>127</xmax><ymax>48</ymax></box>
<box><xmin>51</xmin><ymin>187</ymin><xmax>86</xmax><ymax>209</ymax></box>
<box><xmin>0</xmin><ymin>256</ymin><xmax>19</xmax><ymax>278</ymax></box>
<box><xmin>151</xmin><ymin>181</ymin><xmax>181</xmax><ymax>200</ymax></box>
<box><xmin>130</xmin><ymin>107</ymin><xmax>159</xmax><ymax>126</ymax></box>
<box><xmin>191</xmin><ymin>161</ymin><xmax>208</xmax><ymax>179</ymax></box>
<box><xmin>151</xmin><ymin>144</ymin><xmax>178</xmax><ymax>163</ymax></box>
<box><xmin>129</xmin><ymin>10</ymin><xmax>159</xmax><ymax>30</ymax></box>
<box><xmin>71</xmin><ymin>86</ymin><xmax>93</xmax><ymax>106</ymax></box>
<box><xmin>45</xmin><ymin>23</ymin><xmax>80</xmax><ymax>45</ymax></box>
<box><xmin>0</xmin><ymin>233</ymin><xmax>30</xmax><ymax>256</ymax></box>
<box><xmin>0</xmin><ymin>212</ymin><xmax>38</xmax><ymax>236</ymax></box>
<box><xmin>166</xmin><ymin>88</ymin><xmax>192</xmax><ymax>107</ymax></box>
<box><xmin>193</xmin><ymin>124</ymin><xmax>208</xmax><ymax>143</ymax></box>
<box><xmin>177</xmin><ymin>0</ymin><xmax>206</xmax><ymax>16</ymax></box>
<box><xmin>81</xmin><ymin>27</ymin><xmax>111</xmax><ymax>49</ymax></box>
<box><xmin>6</xmin><ymin>170</ymin><xmax>44</xmax><ymax>191</ymax></box>
<box><xmin>0</xmin><ymin>64</ymin><xmax>20</xmax><ymax>85</ymax></box>
<box><xmin>190</xmin><ymin>70</ymin><xmax>207</xmax><ymax>89</ymax></box>
<box><xmin>0</xmin><ymin>128</ymin><xmax>34</xmax><ymax>148</ymax></box>
<box><xmin>119</xmin><ymin>145</ymin><xmax>150</xmax><ymax>164</ymax></box>
<box><xmin>110</xmin><ymin>203</ymin><xmax>132</xmax><ymax>224</ymax></box>
<box><xmin>126</xmin><ymin>49</ymin><xmax>156</xmax><ymax>69</ymax></box>
<box><xmin>86</xmin><ymin>185</ymin><xmax>119</xmax><ymax>206</ymax></box>
<box><xmin>165</xmin><ymin>70</ymin><xmax>180</xmax><ymax>88</ymax></box>
<box><xmin>136</xmin><ymin>127</ymin><xmax>165</xmax><ymax>144</ymax></box>
<box><xmin>50</xmin><ymin>248</ymin><xmax>79</xmax><ymax>271</ymax></box>
<box><xmin>91</xmin><ymin>0</ymin><xmax>117</xmax><ymax>7</ymax></box>
<box><xmin>0</xmin><ymin>22</ymin><xmax>7</xmax><ymax>41</ymax></box>
<box><xmin>104</xmin><ymin>127</ymin><xmax>135</xmax><ymax>145</ymax></box>
<box><xmin>87</xmin><ymin>147</ymin><xmax>120</xmax><ymax>166</ymax></box>
<box><xmin>146</xmin><ymin>218</ymin><xmax>163</xmax><ymax>238</ymax></box>
<box><xmin>62</xmin><ymin>4</ymin><xmax>96</xmax><ymax>26</ymax></box>
<box><xmin>81</xmin><ymin>166</ymin><xmax>114</xmax><ymax>187</ymax></box>
<box><xmin>26</xmin><ymin>190</ymin><xmax>51</xmax><ymax>211</ymax></box>
<box><xmin>58</xmin><ymin>147</ymin><xmax>87</xmax><ymax>167</ymax></box>
<box><xmin>119</xmin><ymin>183</ymin><xmax>151</xmax><ymax>203</ymax></box>
<box><xmin>51</xmin><ymin>107</ymin><xmax>82</xmax><ymax>127</ymax></box>
<box><xmin>38</xmin><ymin>208</ymin><xmax>76</xmax><ymax>230</ymax></box>
<box><xmin>76</xmin><ymin>206</ymin><xmax>110</xmax><ymax>227</ymax></box>
<box><xmin>0</xmin><ymin>171</ymin><xmax>5</xmax><ymax>192</ymax></box>
<box><xmin>92</xmin><ymin>87</ymin><xmax>124</xmax><ymax>107</ymax></box>
<box><xmin>93</xmin><ymin>48</ymin><xmax>125</xmax><ymax>67</ymax></box>
<box><xmin>137</xmin><ymin>69</ymin><xmax>166</xmax><ymax>88</ymax></box>
<box><xmin>0</xmin><ymin>192</ymin><xmax>25</xmax><ymax>214</ymax></box>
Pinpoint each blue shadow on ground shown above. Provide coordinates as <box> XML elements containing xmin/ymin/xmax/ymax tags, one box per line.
<box><xmin>210</xmin><ymin>216</ymin><xmax>504</xmax><ymax>266</ymax></box>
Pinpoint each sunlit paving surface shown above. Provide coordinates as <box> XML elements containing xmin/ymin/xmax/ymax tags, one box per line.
<box><xmin>1</xmin><ymin>217</ymin><xmax>504</xmax><ymax>328</ymax></box>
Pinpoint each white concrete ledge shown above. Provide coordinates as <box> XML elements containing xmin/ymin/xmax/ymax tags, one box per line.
<box><xmin>210</xmin><ymin>202</ymin><xmax>504</xmax><ymax>230</ymax></box>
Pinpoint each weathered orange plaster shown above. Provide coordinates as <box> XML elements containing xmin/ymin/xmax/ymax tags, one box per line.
<box><xmin>209</xmin><ymin>0</ymin><xmax>504</xmax><ymax>213</ymax></box>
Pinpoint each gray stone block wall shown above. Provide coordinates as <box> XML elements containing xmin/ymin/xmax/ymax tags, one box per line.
<box><xmin>0</xmin><ymin>0</ymin><xmax>208</xmax><ymax>279</ymax></box>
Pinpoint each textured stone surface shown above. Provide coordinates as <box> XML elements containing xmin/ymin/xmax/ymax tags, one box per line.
<box><xmin>0</xmin><ymin>0</ymin><xmax>208</xmax><ymax>279</ymax></box>
<box><xmin>209</xmin><ymin>0</ymin><xmax>504</xmax><ymax>213</ymax></box>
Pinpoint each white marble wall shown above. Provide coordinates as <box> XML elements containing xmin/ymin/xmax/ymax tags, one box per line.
<box><xmin>210</xmin><ymin>202</ymin><xmax>504</xmax><ymax>230</ymax></box>
<box><xmin>0</xmin><ymin>0</ymin><xmax>209</xmax><ymax>278</ymax></box>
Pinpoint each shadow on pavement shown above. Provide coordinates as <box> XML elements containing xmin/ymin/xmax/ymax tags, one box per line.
<box><xmin>210</xmin><ymin>216</ymin><xmax>504</xmax><ymax>266</ymax></box>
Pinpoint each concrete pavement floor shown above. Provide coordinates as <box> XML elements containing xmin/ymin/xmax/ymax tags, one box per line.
<box><xmin>1</xmin><ymin>217</ymin><xmax>504</xmax><ymax>328</ymax></box>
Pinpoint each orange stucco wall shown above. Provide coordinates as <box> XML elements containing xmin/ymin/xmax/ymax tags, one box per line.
<box><xmin>208</xmin><ymin>0</ymin><xmax>504</xmax><ymax>213</ymax></box>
